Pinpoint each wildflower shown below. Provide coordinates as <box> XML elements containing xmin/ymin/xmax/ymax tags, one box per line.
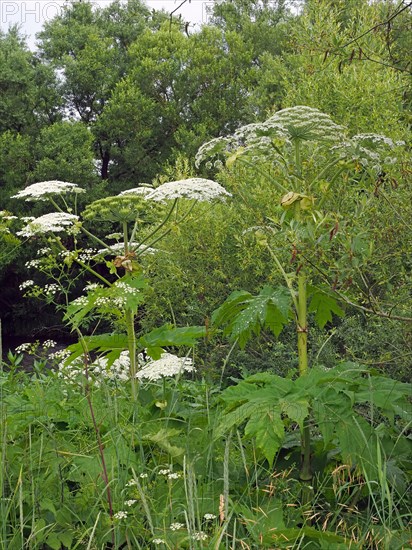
<box><xmin>267</xmin><ymin>106</ymin><xmax>344</xmax><ymax>142</ymax></box>
<box><xmin>158</xmin><ymin>469</ymin><xmax>171</xmax><ymax>476</ymax></box>
<box><xmin>25</xmin><ymin>259</ymin><xmax>42</xmax><ymax>269</ymax></box>
<box><xmin>15</xmin><ymin>343</ymin><xmax>32</xmax><ymax>353</ymax></box>
<box><xmin>11</xmin><ymin>180</ymin><xmax>85</xmax><ymax>201</ymax></box>
<box><xmin>44</xmin><ymin>283</ymin><xmax>59</xmax><ymax>296</ymax></box>
<box><xmin>84</xmin><ymin>283</ymin><xmax>101</xmax><ymax>292</ymax></box>
<box><xmin>126</xmin><ymin>479</ymin><xmax>137</xmax><ymax>487</ymax></box>
<box><xmin>118</xmin><ymin>186</ymin><xmax>153</xmax><ymax>197</ymax></box>
<box><xmin>170</xmin><ymin>522</ymin><xmax>184</xmax><ymax>531</ymax></box>
<box><xmin>136</xmin><ymin>353</ymin><xmax>194</xmax><ymax>382</ymax></box>
<box><xmin>78</xmin><ymin>248</ymin><xmax>97</xmax><ymax>262</ymax></box>
<box><xmin>124</xmin><ymin>499</ymin><xmax>137</xmax><ymax>507</ymax></box>
<box><xmin>203</xmin><ymin>513</ymin><xmax>217</xmax><ymax>521</ymax></box>
<box><xmin>17</xmin><ymin>212</ymin><xmax>79</xmax><ymax>237</ymax></box>
<box><xmin>167</xmin><ymin>472</ymin><xmax>181</xmax><ymax>480</ymax></box>
<box><xmin>96</xmin><ymin>242</ymin><xmax>157</xmax><ymax>256</ymax></box>
<box><xmin>48</xmin><ymin>349</ymin><xmax>71</xmax><ymax>361</ymax></box>
<box><xmin>37</xmin><ymin>247</ymin><xmax>52</xmax><ymax>256</ymax></box>
<box><xmin>42</xmin><ymin>340</ymin><xmax>56</xmax><ymax>349</ymax></box>
<box><xmin>192</xmin><ymin>531</ymin><xmax>208</xmax><ymax>541</ymax></box>
<box><xmin>113</xmin><ymin>511</ymin><xmax>128</xmax><ymax>520</ymax></box>
<box><xmin>152</xmin><ymin>539</ymin><xmax>166</xmax><ymax>545</ymax></box>
<box><xmin>71</xmin><ymin>296</ymin><xmax>89</xmax><ymax>307</ymax></box>
<box><xmin>146</xmin><ymin>178</ymin><xmax>231</xmax><ymax>203</ymax></box>
<box><xmin>19</xmin><ymin>280</ymin><xmax>35</xmax><ymax>291</ymax></box>
<box><xmin>139</xmin><ymin>473</ymin><xmax>148</xmax><ymax>479</ymax></box>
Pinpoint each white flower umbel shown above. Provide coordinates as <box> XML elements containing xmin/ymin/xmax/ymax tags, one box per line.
<box><xmin>118</xmin><ymin>186</ymin><xmax>153</xmax><ymax>197</ymax></box>
<box><xmin>146</xmin><ymin>178</ymin><xmax>231</xmax><ymax>203</ymax></box>
<box><xmin>135</xmin><ymin>352</ymin><xmax>195</xmax><ymax>382</ymax></box>
<box><xmin>267</xmin><ymin>106</ymin><xmax>345</xmax><ymax>143</ymax></box>
<box><xmin>11</xmin><ymin>180</ymin><xmax>85</xmax><ymax>202</ymax></box>
<box><xmin>95</xmin><ymin>242</ymin><xmax>157</xmax><ymax>256</ymax></box>
<box><xmin>17</xmin><ymin>212</ymin><xmax>79</xmax><ymax>237</ymax></box>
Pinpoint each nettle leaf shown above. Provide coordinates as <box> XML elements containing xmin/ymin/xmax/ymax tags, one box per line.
<box><xmin>212</xmin><ymin>285</ymin><xmax>292</xmax><ymax>348</ymax></box>
<box><xmin>308</xmin><ymin>286</ymin><xmax>344</xmax><ymax>328</ymax></box>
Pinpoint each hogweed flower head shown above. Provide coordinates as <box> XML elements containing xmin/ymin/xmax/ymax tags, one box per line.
<box><xmin>267</xmin><ymin>106</ymin><xmax>345</xmax><ymax>143</ymax></box>
<box><xmin>17</xmin><ymin>212</ymin><xmax>79</xmax><ymax>237</ymax></box>
<box><xmin>83</xmin><ymin>195</ymin><xmax>155</xmax><ymax>223</ymax></box>
<box><xmin>118</xmin><ymin>186</ymin><xmax>153</xmax><ymax>197</ymax></box>
<box><xmin>11</xmin><ymin>180</ymin><xmax>85</xmax><ymax>202</ymax></box>
<box><xmin>146</xmin><ymin>178</ymin><xmax>231</xmax><ymax>203</ymax></box>
<box><xmin>136</xmin><ymin>353</ymin><xmax>195</xmax><ymax>381</ymax></box>
<box><xmin>196</xmin><ymin>105</ymin><xmax>345</xmax><ymax>168</ymax></box>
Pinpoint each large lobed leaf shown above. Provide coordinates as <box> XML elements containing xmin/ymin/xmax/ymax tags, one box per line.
<box><xmin>212</xmin><ymin>285</ymin><xmax>292</xmax><ymax>348</ymax></box>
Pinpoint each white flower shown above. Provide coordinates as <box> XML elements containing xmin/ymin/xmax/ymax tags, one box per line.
<box><xmin>139</xmin><ymin>473</ymin><xmax>148</xmax><ymax>479</ymax></box>
<box><xmin>114</xmin><ymin>511</ymin><xmax>128</xmax><ymax>520</ymax></box>
<box><xmin>170</xmin><ymin>522</ymin><xmax>184</xmax><ymax>531</ymax></box>
<box><xmin>25</xmin><ymin>259</ymin><xmax>42</xmax><ymax>269</ymax></box>
<box><xmin>167</xmin><ymin>472</ymin><xmax>181</xmax><ymax>480</ymax></box>
<box><xmin>136</xmin><ymin>353</ymin><xmax>195</xmax><ymax>382</ymax></box>
<box><xmin>158</xmin><ymin>469</ymin><xmax>171</xmax><ymax>476</ymax></box>
<box><xmin>118</xmin><ymin>186</ymin><xmax>153</xmax><ymax>197</ymax></box>
<box><xmin>268</xmin><ymin>106</ymin><xmax>344</xmax><ymax>142</ymax></box>
<box><xmin>44</xmin><ymin>283</ymin><xmax>59</xmax><ymax>296</ymax></box>
<box><xmin>203</xmin><ymin>513</ymin><xmax>217</xmax><ymax>520</ymax></box>
<box><xmin>152</xmin><ymin>539</ymin><xmax>166</xmax><ymax>545</ymax></box>
<box><xmin>95</xmin><ymin>242</ymin><xmax>157</xmax><ymax>256</ymax></box>
<box><xmin>146</xmin><ymin>178</ymin><xmax>231</xmax><ymax>203</ymax></box>
<box><xmin>48</xmin><ymin>349</ymin><xmax>71</xmax><ymax>361</ymax></box>
<box><xmin>84</xmin><ymin>283</ymin><xmax>101</xmax><ymax>292</ymax></box>
<box><xmin>17</xmin><ymin>212</ymin><xmax>79</xmax><ymax>237</ymax></box>
<box><xmin>124</xmin><ymin>499</ymin><xmax>137</xmax><ymax>507</ymax></box>
<box><xmin>11</xmin><ymin>180</ymin><xmax>85</xmax><ymax>202</ymax></box>
<box><xmin>37</xmin><ymin>247</ymin><xmax>52</xmax><ymax>256</ymax></box>
<box><xmin>15</xmin><ymin>343</ymin><xmax>32</xmax><ymax>353</ymax></box>
<box><xmin>192</xmin><ymin>531</ymin><xmax>208</xmax><ymax>541</ymax></box>
<box><xmin>42</xmin><ymin>340</ymin><xmax>56</xmax><ymax>349</ymax></box>
<box><xmin>126</xmin><ymin>479</ymin><xmax>137</xmax><ymax>487</ymax></box>
<box><xmin>19</xmin><ymin>280</ymin><xmax>34</xmax><ymax>290</ymax></box>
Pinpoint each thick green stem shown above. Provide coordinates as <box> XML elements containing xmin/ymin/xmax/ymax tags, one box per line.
<box><xmin>125</xmin><ymin>308</ymin><xmax>137</xmax><ymax>401</ymax></box>
<box><xmin>297</xmin><ymin>268</ymin><xmax>312</xmax><ymax>483</ymax></box>
<box><xmin>297</xmin><ymin>270</ymin><xmax>308</xmax><ymax>377</ymax></box>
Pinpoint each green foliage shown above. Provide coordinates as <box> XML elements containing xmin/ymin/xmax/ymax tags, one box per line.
<box><xmin>216</xmin><ymin>362</ymin><xmax>411</xmax><ymax>472</ymax></box>
<box><xmin>32</xmin><ymin>122</ymin><xmax>98</xmax><ymax>185</ymax></box>
<box><xmin>212</xmin><ymin>285</ymin><xmax>292</xmax><ymax>348</ymax></box>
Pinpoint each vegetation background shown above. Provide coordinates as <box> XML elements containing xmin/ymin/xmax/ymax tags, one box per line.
<box><xmin>0</xmin><ymin>0</ymin><xmax>411</xmax><ymax>548</ymax></box>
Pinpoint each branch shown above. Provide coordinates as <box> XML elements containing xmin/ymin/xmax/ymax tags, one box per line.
<box><xmin>340</xmin><ymin>0</ymin><xmax>412</xmax><ymax>50</ymax></box>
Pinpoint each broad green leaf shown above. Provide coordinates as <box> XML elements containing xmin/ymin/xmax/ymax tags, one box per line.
<box><xmin>308</xmin><ymin>286</ymin><xmax>344</xmax><ymax>328</ymax></box>
<box><xmin>280</xmin><ymin>398</ymin><xmax>310</xmax><ymax>427</ymax></box>
<box><xmin>138</xmin><ymin>324</ymin><xmax>206</xmax><ymax>349</ymax></box>
<box><xmin>142</xmin><ymin>428</ymin><xmax>184</xmax><ymax>457</ymax></box>
<box><xmin>63</xmin><ymin>333</ymin><xmax>128</xmax><ymax>366</ymax></box>
<box><xmin>212</xmin><ymin>285</ymin><xmax>292</xmax><ymax>348</ymax></box>
<box><xmin>245</xmin><ymin>405</ymin><xmax>284</xmax><ymax>465</ymax></box>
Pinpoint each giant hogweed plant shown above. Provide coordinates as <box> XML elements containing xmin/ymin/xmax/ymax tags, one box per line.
<box><xmin>196</xmin><ymin>107</ymin><xmax>411</xmax><ymax>492</ymax></box>
<box><xmin>8</xmin><ymin>178</ymin><xmax>231</xmax><ymax>400</ymax></box>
